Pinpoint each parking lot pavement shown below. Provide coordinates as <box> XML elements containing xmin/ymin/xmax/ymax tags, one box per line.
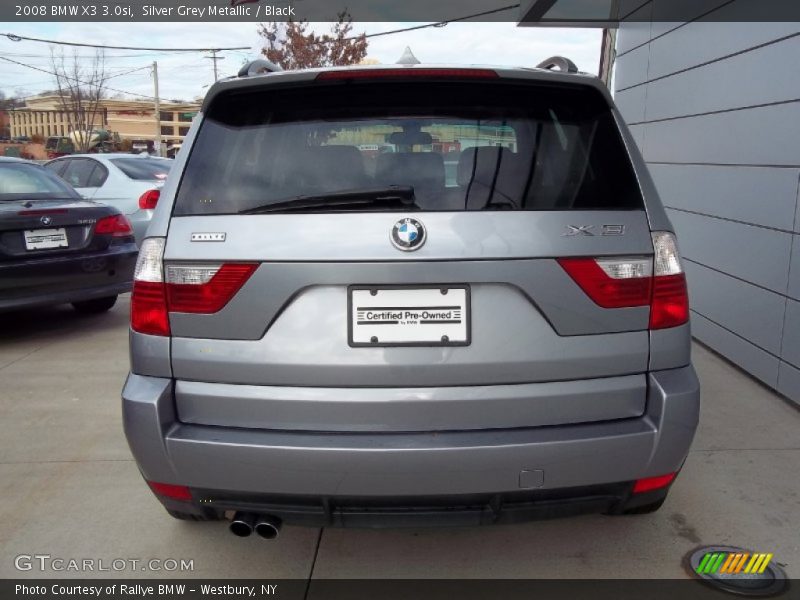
<box><xmin>0</xmin><ymin>299</ymin><xmax>797</xmax><ymax>582</ymax></box>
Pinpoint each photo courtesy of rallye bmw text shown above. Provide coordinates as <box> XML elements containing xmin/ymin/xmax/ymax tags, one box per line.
<box><xmin>0</xmin><ymin>0</ymin><xmax>798</xmax><ymax>598</ymax></box>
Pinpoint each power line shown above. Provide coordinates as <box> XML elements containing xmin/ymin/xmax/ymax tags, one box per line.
<box><xmin>0</xmin><ymin>54</ymin><xmax>160</xmax><ymax>100</ymax></box>
<box><xmin>4</xmin><ymin>78</ymin><xmax>56</xmax><ymax>88</ymax></box>
<box><xmin>157</xmin><ymin>59</ymin><xmax>212</xmax><ymax>70</ymax></box>
<box><xmin>0</xmin><ymin>50</ymin><xmax>193</xmax><ymax>59</ymax></box>
<box><xmin>106</xmin><ymin>65</ymin><xmax>152</xmax><ymax>80</ymax></box>
<box><xmin>0</xmin><ymin>55</ymin><xmax>211</xmax><ymax>101</ymax></box>
<box><xmin>1</xmin><ymin>3</ymin><xmax>520</xmax><ymax>54</ymax></box>
<box><xmin>279</xmin><ymin>4</ymin><xmax>522</xmax><ymax>47</ymax></box>
<box><xmin>1</xmin><ymin>32</ymin><xmax>249</xmax><ymax>52</ymax></box>
<box><xmin>356</xmin><ymin>4</ymin><xmax>521</xmax><ymax>41</ymax></box>
<box><xmin>2</xmin><ymin>55</ymin><xmax>211</xmax><ymax>73</ymax></box>
<box><xmin>1</xmin><ymin>5</ymin><xmax>522</xmax><ymax>98</ymax></box>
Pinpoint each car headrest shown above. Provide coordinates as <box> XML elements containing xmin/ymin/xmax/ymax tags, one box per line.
<box><xmin>388</xmin><ymin>131</ymin><xmax>433</xmax><ymax>146</ymax></box>
<box><xmin>376</xmin><ymin>152</ymin><xmax>445</xmax><ymax>190</ymax></box>
<box><xmin>308</xmin><ymin>145</ymin><xmax>366</xmax><ymax>182</ymax></box>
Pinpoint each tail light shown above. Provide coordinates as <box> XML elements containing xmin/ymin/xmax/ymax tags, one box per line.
<box><xmin>131</xmin><ymin>238</ymin><xmax>258</xmax><ymax>336</ymax></box>
<box><xmin>557</xmin><ymin>257</ymin><xmax>653</xmax><ymax>308</ymax></box>
<box><xmin>632</xmin><ymin>472</ymin><xmax>677</xmax><ymax>494</ymax></box>
<box><xmin>131</xmin><ymin>238</ymin><xmax>169</xmax><ymax>336</ymax></box>
<box><xmin>557</xmin><ymin>231</ymin><xmax>689</xmax><ymax>330</ymax></box>
<box><xmin>165</xmin><ymin>263</ymin><xmax>258</xmax><ymax>313</ymax></box>
<box><xmin>649</xmin><ymin>232</ymin><xmax>689</xmax><ymax>330</ymax></box>
<box><xmin>138</xmin><ymin>189</ymin><xmax>160</xmax><ymax>210</ymax></box>
<box><xmin>146</xmin><ymin>481</ymin><xmax>192</xmax><ymax>502</ymax></box>
<box><xmin>95</xmin><ymin>214</ymin><xmax>133</xmax><ymax>237</ymax></box>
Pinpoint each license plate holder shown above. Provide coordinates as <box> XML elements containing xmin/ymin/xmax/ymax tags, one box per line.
<box><xmin>23</xmin><ymin>228</ymin><xmax>68</xmax><ymax>251</ymax></box>
<box><xmin>348</xmin><ymin>285</ymin><xmax>471</xmax><ymax>347</ymax></box>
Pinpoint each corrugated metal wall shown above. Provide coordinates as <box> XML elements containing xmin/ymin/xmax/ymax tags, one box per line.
<box><xmin>614</xmin><ymin>4</ymin><xmax>800</xmax><ymax>405</ymax></box>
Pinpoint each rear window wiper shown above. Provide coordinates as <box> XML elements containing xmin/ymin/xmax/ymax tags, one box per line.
<box><xmin>240</xmin><ymin>186</ymin><xmax>418</xmax><ymax>214</ymax></box>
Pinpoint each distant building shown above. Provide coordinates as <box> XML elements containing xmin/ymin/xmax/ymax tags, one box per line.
<box><xmin>8</xmin><ymin>95</ymin><xmax>200</xmax><ymax>149</ymax></box>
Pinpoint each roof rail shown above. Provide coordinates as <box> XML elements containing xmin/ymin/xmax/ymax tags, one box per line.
<box><xmin>237</xmin><ymin>59</ymin><xmax>283</xmax><ymax>78</ymax></box>
<box><xmin>536</xmin><ymin>56</ymin><xmax>579</xmax><ymax>74</ymax></box>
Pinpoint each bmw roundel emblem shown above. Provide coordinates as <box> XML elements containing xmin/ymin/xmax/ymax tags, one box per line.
<box><xmin>391</xmin><ymin>217</ymin><xmax>426</xmax><ymax>252</ymax></box>
<box><xmin>40</xmin><ymin>216</ymin><xmax>52</xmax><ymax>226</ymax></box>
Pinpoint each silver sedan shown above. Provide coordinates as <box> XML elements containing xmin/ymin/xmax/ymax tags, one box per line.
<box><xmin>44</xmin><ymin>153</ymin><xmax>171</xmax><ymax>246</ymax></box>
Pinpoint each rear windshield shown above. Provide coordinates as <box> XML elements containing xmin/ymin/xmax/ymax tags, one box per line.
<box><xmin>0</xmin><ymin>162</ymin><xmax>79</xmax><ymax>201</ymax></box>
<box><xmin>110</xmin><ymin>157</ymin><xmax>171</xmax><ymax>181</ymax></box>
<box><xmin>174</xmin><ymin>80</ymin><xmax>643</xmax><ymax>215</ymax></box>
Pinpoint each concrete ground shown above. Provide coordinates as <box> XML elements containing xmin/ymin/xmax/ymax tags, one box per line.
<box><xmin>0</xmin><ymin>295</ymin><xmax>797</xmax><ymax>583</ymax></box>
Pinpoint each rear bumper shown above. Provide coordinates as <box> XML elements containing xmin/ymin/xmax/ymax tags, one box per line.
<box><xmin>183</xmin><ymin>483</ymin><xmax>664</xmax><ymax>527</ymax></box>
<box><xmin>0</xmin><ymin>245</ymin><xmax>136</xmax><ymax>312</ymax></box>
<box><xmin>122</xmin><ymin>366</ymin><xmax>700</xmax><ymax>525</ymax></box>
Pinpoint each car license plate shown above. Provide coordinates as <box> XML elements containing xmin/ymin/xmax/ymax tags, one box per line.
<box><xmin>349</xmin><ymin>286</ymin><xmax>470</xmax><ymax>347</ymax></box>
<box><xmin>23</xmin><ymin>228</ymin><xmax>68</xmax><ymax>251</ymax></box>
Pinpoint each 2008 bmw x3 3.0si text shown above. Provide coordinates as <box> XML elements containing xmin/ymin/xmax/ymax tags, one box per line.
<box><xmin>122</xmin><ymin>59</ymin><xmax>700</xmax><ymax>535</ymax></box>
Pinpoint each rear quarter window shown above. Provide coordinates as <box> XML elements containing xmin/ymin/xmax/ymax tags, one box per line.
<box><xmin>110</xmin><ymin>158</ymin><xmax>171</xmax><ymax>181</ymax></box>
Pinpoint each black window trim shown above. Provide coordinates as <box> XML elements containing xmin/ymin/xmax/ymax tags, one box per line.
<box><xmin>108</xmin><ymin>157</ymin><xmax>172</xmax><ymax>181</ymax></box>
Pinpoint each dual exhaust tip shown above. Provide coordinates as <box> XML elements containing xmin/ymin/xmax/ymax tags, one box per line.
<box><xmin>229</xmin><ymin>512</ymin><xmax>282</xmax><ymax>539</ymax></box>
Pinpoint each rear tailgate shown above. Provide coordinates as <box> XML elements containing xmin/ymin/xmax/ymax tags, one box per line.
<box><xmin>155</xmin><ymin>72</ymin><xmax>657</xmax><ymax>432</ymax></box>
<box><xmin>166</xmin><ymin>211</ymin><xmax>652</xmax><ymax>386</ymax></box>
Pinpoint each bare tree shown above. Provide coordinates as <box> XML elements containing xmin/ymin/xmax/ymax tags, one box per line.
<box><xmin>50</xmin><ymin>48</ymin><xmax>108</xmax><ymax>152</ymax></box>
<box><xmin>0</xmin><ymin>90</ymin><xmax>23</xmax><ymax>110</ymax></box>
<box><xmin>258</xmin><ymin>12</ymin><xmax>368</xmax><ymax>70</ymax></box>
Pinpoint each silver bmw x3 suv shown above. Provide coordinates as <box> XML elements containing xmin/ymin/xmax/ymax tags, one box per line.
<box><xmin>123</xmin><ymin>59</ymin><xmax>700</xmax><ymax>536</ymax></box>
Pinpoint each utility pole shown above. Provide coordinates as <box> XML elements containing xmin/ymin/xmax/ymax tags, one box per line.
<box><xmin>151</xmin><ymin>61</ymin><xmax>165</xmax><ymax>157</ymax></box>
<box><xmin>205</xmin><ymin>50</ymin><xmax>225</xmax><ymax>82</ymax></box>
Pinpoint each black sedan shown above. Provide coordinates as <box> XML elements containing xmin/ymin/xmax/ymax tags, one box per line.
<box><xmin>0</xmin><ymin>157</ymin><xmax>138</xmax><ymax>313</ymax></box>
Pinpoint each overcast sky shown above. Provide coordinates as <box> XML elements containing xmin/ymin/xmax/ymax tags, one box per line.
<box><xmin>0</xmin><ymin>22</ymin><xmax>601</xmax><ymax>102</ymax></box>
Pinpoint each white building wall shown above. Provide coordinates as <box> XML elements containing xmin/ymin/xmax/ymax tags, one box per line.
<box><xmin>614</xmin><ymin>6</ymin><xmax>800</xmax><ymax>405</ymax></box>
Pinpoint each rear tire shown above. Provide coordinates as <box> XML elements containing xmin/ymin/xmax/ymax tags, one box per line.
<box><xmin>166</xmin><ymin>509</ymin><xmax>219</xmax><ymax>522</ymax></box>
<box><xmin>71</xmin><ymin>295</ymin><xmax>117</xmax><ymax>314</ymax></box>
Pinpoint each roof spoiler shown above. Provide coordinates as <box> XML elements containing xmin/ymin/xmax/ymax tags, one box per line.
<box><xmin>237</xmin><ymin>59</ymin><xmax>283</xmax><ymax>77</ymax></box>
<box><xmin>536</xmin><ymin>56</ymin><xmax>579</xmax><ymax>74</ymax></box>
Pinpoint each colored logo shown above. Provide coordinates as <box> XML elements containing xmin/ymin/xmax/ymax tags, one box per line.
<box><xmin>391</xmin><ymin>218</ymin><xmax>426</xmax><ymax>252</ymax></box>
<box><xmin>696</xmin><ymin>551</ymin><xmax>773</xmax><ymax>575</ymax></box>
<box><xmin>40</xmin><ymin>216</ymin><xmax>52</xmax><ymax>226</ymax></box>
